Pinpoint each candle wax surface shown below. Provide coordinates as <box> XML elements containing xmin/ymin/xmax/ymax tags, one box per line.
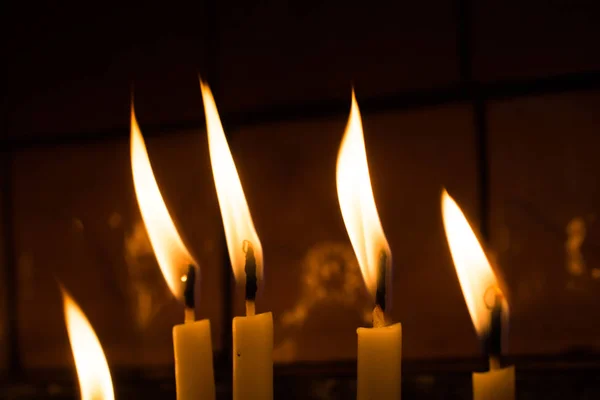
<box><xmin>472</xmin><ymin>365</ymin><xmax>515</xmax><ymax>400</ymax></box>
<box><xmin>357</xmin><ymin>322</ymin><xmax>402</xmax><ymax>400</ymax></box>
<box><xmin>233</xmin><ymin>312</ymin><xmax>273</xmax><ymax>400</ymax></box>
<box><xmin>173</xmin><ymin>318</ymin><xmax>216</xmax><ymax>400</ymax></box>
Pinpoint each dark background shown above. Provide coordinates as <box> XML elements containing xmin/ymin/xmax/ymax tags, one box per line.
<box><xmin>2</xmin><ymin>0</ymin><xmax>600</xmax><ymax>398</ymax></box>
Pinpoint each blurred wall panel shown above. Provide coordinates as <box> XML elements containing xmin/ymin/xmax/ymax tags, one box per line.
<box><xmin>5</xmin><ymin>2</ymin><xmax>210</xmax><ymax>140</ymax></box>
<box><xmin>0</xmin><ymin>159</ymin><xmax>9</xmax><ymax>373</ymax></box>
<box><xmin>226</xmin><ymin>102</ymin><xmax>479</xmax><ymax>362</ymax></box>
<box><xmin>12</xmin><ymin>129</ymin><xmax>225</xmax><ymax>368</ymax></box>
<box><xmin>489</xmin><ymin>91</ymin><xmax>600</xmax><ymax>355</ymax></box>
<box><xmin>215</xmin><ymin>0</ymin><xmax>460</xmax><ymax>113</ymax></box>
<box><xmin>473</xmin><ymin>0</ymin><xmax>600</xmax><ymax>81</ymax></box>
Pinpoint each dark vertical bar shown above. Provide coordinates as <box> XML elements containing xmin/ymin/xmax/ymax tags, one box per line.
<box><xmin>456</xmin><ymin>0</ymin><xmax>472</xmax><ymax>83</ymax></box>
<box><xmin>474</xmin><ymin>99</ymin><xmax>489</xmax><ymax>240</ymax></box>
<box><xmin>457</xmin><ymin>0</ymin><xmax>489</xmax><ymax>239</ymax></box>
<box><xmin>221</xmin><ymin>234</ymin><xmax>233</xmax><ymax>356</ymax></box>
<box><xmin>0</xmin><ymin>150</ymin><xmax>20</xmax><ymax>377</ymax></box>
<box><xmin>203</xmin><ymin>0</ymin><xmax>220</xmax><ymax>94</ymax></box>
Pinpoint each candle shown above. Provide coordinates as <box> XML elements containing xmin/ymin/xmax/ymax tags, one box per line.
<box><xmin>131</xmin><ymin>106</ymin><xmax>216</xmax><ymax>400</ymax></box>
<box><xmin>61</xmin><ymin>288</ymin><xmax>114</xmax><ymax>400</ymax></box>
<box><xmin>200</xmin><ymin>81</ymin><xmax>273</xmax><ymax>400</ymax></box>
<box><xmin>441</xmin><ymin>190</ymin><xmax>515</xmax><ymax>400</ymax></box>
<box><xmin>336</xmin><ymin>92</ymin><xmax>402</xmax><ymax>400</ymax></box>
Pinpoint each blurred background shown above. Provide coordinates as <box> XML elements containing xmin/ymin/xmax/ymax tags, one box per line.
<box><xmin>2</xmin><ymin>0</ymin><xmax>600</xmax><ymax>398</ymax></box>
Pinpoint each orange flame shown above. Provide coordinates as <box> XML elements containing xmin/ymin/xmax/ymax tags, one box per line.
<box><xmin>441</xmin><ymin>189</ymin><xmax>508</xmax><ymax>336</ymax></box>
<box><xmin>131</xmin><ymin>107</ymin><xmax>196</xmax><ymax>300</ymax></box>
<box><xmin>200</xmin><ymin>81</ymin><xmax>263</xmax><ymax>283</ymax></box>
<box><xmin>62</xmin><ymin>289</ymin><xmax>114</xmax><ymax>400</ymax></box>
<box><xmin>336</xmin><ymin>92</ymin><xmax>391</xmax><ymax>298</ymax></box>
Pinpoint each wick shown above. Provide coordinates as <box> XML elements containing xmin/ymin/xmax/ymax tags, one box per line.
<box><xmin>483</xmin><ymin>285</ymin><xmax>503</xmax><ymax>366</ymax></box>
<box><xmin>245</xmin><ymin>300</ymin><xmax>256</xmax><ymax>317</ymax></box>
<box><xmin>373</xmin><ymin>304</ymin><xmax>386</xmax><ymax>328</ymax></box>
<box><xmin>489</xmin><ymin>355</ymin><xmax>501</xmax><ymax>371</ymax></box>
<box><xmin>375</xmin><ymin>250</ymin><xmax>388</xmax><ymax>311</ymax></box>
<box><xmin>243</xmin><ymin>240</ymin><xmax>258</xmax><ymax>307</ymax></box>
<box><xmin>183</xmin><ymin>265</ymin><xmax>196</xmax><ymax>323</ymax></box>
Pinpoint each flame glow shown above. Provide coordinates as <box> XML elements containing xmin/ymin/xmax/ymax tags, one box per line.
<box><xmin>336</xmin><ymin>92</ymin><xmax>391</xmax><ymax>298</ymax></box>
<box><xmin>131</xmin><ymin>108</ymin><xmax>196</xmax><ymax>299</ymax></box>
<box><xmin>62</xmin><ymin>289</ymin><xmax>114</xmax><ymax>400</ymax></box>
<box><xmin>441</xmin><ymin>190</ymin><xmax>508</xmax><ymax>336</ymax></box>
<box><xmin>200</xmin><ymin>81</ymin><xmax>263</xmax><ymax>283</ymax></box>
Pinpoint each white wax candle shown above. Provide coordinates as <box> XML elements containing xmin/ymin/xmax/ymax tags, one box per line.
<box><xmin>233</xmin><ymin>312</ymin><xmax>273</xmax><ymax>400</ymax></box>
<box><xmin>473</xmin><ymin>366</ymin><xmax>515</xmax><ymax>400</ymax></box>
<box><xmin>357</xmin><ymin>322</ymin><xmax>402</xmax><ymax>400</ymax></box>
<box><xmin>173</xmin><ymin>319</ymin><xmax>216</xmax><ymax>400</ymax></box>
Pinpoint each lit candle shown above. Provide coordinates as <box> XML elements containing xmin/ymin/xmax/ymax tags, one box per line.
<box><xmin>200</xmin><ymin>81</ymin><xmax>273</xmax><ymax>400</ymax></box>
<box><xmin>61</xmin><ymin>288</ymin><xmax>114</xmax><ymax>400</ymax></box>
<box><xmin>336</xmin><ymin>92</ymin><xmax>401</xmax><ymax>400</ymax></box>
<box><xmin>131</xmin><ymin>106</ymin><xmax>216</xmax><ymax>400</ymax></box>
<box><xmin>441</xmin><ymin>190</ymin><xmax>515</xmax><ymax>400</ymax></box>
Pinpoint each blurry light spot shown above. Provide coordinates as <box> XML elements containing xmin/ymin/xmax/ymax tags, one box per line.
<box><xmin>272</xmin><ymin>338</ymin><xmax>297</xmax><ymax>363</ymax></box>
<box><xmin>277</xmin><ymin>242</ymin><xmax>371</xmax><ymax>332</ymax></box>
<box><xmin>108</xmin><ymin>212</ymin><xmax>122</xmax><ymax>229</ymax></box>
<box><xmin>592</xmin><ymin>268</ymin><xmax>600</xmax><ymax>280</ymax></box>
<box><xmin>72</xmin><ymin>218</ymin><xmax>84</xmax><ymax>232</ymax></box>
<box><xmin>565</xmin><ymin>217</ymin><xmax>586</xmax><ymax>276</ymax></box>
<box><xmin>180</xmin><ymin>275</ymin><xmax>188</xmax><ymax>282</ymax></box>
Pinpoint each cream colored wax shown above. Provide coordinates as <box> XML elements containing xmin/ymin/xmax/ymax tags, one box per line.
<box><xmin>473</xmin><ymin>366</ymin><xmax>515</xmax><ymax>400</ymax></box>
<box><xmin>233</xmin><ymin>312</ymin><xmax>273</xmax><ymax>400</ymax></box>
<box><xmin>357</xmin><ymin>322</ymin><xmax>402</xmax><ymax>400</ymax></box>
<box><xmin>173</xmin><ymin>319</ymin><xmax>216</xmax><ymax>400</ymax></box>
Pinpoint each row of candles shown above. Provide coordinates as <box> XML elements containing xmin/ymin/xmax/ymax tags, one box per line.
<box><xmin>59</xmin><ymin>80</ymin><xmax>515</xmax><ymax>400</ymax></box>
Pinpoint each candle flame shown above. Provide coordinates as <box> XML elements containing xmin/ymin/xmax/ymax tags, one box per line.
<box><xmin>441</xmin><ymin>189</ymin><xmax>508</xmax><ymax>337</ymax></box>
<box><xmin>336</xmin><ymin>92</ymin><xmax>391</xmax><ymax>298</ymax></box>
<box><xmin>131</xmin><ymin>106</ymin><xmax>196</xmax><ymax>300</ymax></box>
<box><xmin>62</xmin><ymin>289</ymin><xmax>114</xmax><ymax>400</ymax></box>
<box><xmin>200</xmin><ymin>81</ymin><xmax>263</xmax><ymax>283</ymax></box>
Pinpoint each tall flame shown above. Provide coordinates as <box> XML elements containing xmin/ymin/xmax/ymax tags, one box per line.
<box><xmin>131</xmin><ymin>107</ymin><xmax>196</xmax><ymax>299</ymax></box>
<box><xmin>336</xmin><ymin>92</ymin><xmax>391</xmax><ymax>298</ymax></box>
<box><xmin>62</xmin><ymin>289</ymin><xmax>114</xmax><ymax>400</ymax></box>
<box><xmin>441</xmin><ymin>189</ymin><xmax>508</xmax><ymax>336</ymax></box>
<box><xmin>201</xmin><ymin>81</ymin><xmax>263</xmax><ymax>283</ymax></box>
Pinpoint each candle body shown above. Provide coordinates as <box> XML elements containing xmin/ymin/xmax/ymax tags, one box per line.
<box><xmin>173</xmin><ymin>319</ymin><xmax>216</xmax><ymax>400</ymax></box>
<box><xmin>233</xmin><ymin>312</ymin><xmax>273</xmax><ymax>400</ymax></box>
<box><xmin>357</xmin><ymin>322</ymin><xmax>402</xmax><ymax>400</ymax></box>
<box><xmin>472</xmin><ymin>366</ymin><xmax>515</xmax><ymax>400</ymax></box>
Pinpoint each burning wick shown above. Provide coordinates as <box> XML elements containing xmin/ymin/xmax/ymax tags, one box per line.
<box><xmin>183</xmin><ymin>265</ymin><xmax>197</xmax><ymax>323</ymax></box>
<box><xmin>243</xmin><ymin>240</ymin><xmax>257</xmax><ymax>316</ymax></box>
<box><xmin>373</xmin><ymin>250</ymin><xmax>388</xmax><ymax>328</ymax></box>
<box><xmin>484</xmin><ymin>286</ymin><xmax>503</xmax><ymax>370</ymax></box>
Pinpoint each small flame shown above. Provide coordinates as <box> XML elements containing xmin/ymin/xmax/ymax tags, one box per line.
<box><xmin>336</xmin><ymin>92</ymin><xmax>391</xmax><ymax>298</ymax></box>
<box><xmin>200</xmin><ymin>81</ymin><xmax>263</xmax><ymax>283</ymax></box>
<box><xmin>131</xmin><ymin>107</ymin><xmax>196</xmax><ymax>299</ymax></box>
<box><xmin>62</xmin><ymin>289</ymin><xmax>114</xmax><ymax>400</ymax></box>
<box><xmin>441</xmin><ymin>190</ymin><xmax>508</xmax><ymax>336</ymax></box>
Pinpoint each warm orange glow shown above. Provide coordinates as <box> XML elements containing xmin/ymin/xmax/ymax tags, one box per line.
<box><xmin>200</xmin><ymin>81</ymin><xmax>263</xmax><ymax>283</ymax></box>
<box><xmin>62</xmin><ymin>289</ymin><xmax>114</xmax><ymax>400</ymax></box>
<box><xmin>131</xmin><ymin>107</ymin><xmax>196</xmax><ymax>299</ymax></box>
<box><xmin>336</xmin><ymin>92</ymin><xmax>391</xmax><ymax>298</ymax></box>
<box><xmin>441</xmin><ymin>189</ymin><xmax>508</xmax><ymax>336</ymax></box>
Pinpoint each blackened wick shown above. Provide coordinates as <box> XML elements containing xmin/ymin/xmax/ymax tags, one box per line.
<box><xmin>376</xmin><ymin>251</ymin><xmax>387</xmax><ymax>311</ymax></box>
<box><xmin>243</xmin><ymin>241</ymin><xmax>258</xmax><ymax>301</ymax></box>
<box><xmin>183</xmin><ymin>265</ymin><xmax>196</xmax><ymax>309</ymax></box>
